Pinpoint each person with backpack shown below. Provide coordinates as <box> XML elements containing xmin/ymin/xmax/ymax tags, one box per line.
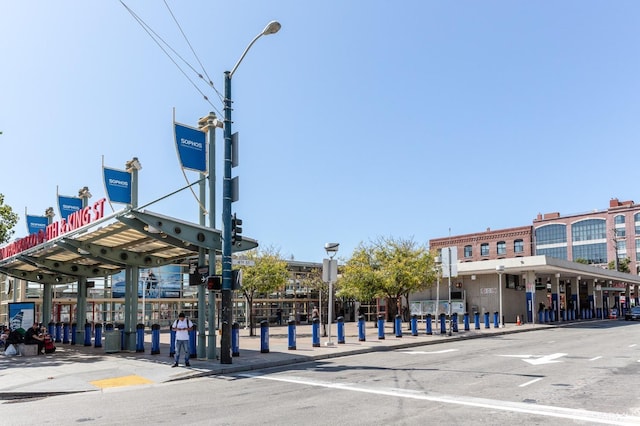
<box><xmin>171</xmin><ymin>312</ymin><xmax>193</xmax><ymax>367</ymax></box>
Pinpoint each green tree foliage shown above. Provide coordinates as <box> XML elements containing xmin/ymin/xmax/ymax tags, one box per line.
<box><xmin>608</xmin><ymin>257</ymin><xmax>631</xmax><ymax>273</ymax></box>
<box><xmin>236</xmin><ymin>246</ymin><xmax>289</xmax><ymax>336</ymax></box>
<box><xmin>0</xmin><ymin>194</ymin><xmax>18</xmax><ymax>244</ymax></box>
<box><xmin>341</xmin><ymin>237</ymin><xmax>436</xmax><ymax>320</ymax></box>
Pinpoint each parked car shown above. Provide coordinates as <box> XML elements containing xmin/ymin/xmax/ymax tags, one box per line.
<box><xmin>624</xmin><ymin>306</ymin><xmax>640</xmax><ymax>321</ymax></box>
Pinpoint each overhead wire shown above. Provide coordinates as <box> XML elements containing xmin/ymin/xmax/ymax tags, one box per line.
<box><xmin>119</xmin><ymin>1</ymin><xmax>223</xmax><ymax>116</ymax></box>
<box><xmin>162</xmin><ymin>0</ymin><xmax>224</xmax><ymax>104</ymax></box>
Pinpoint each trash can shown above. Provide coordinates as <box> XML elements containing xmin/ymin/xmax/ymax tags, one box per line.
<box><xmin>104</xmin><ymin>331</ymin><xmax>120</xmax><ymax>353</ymax></box>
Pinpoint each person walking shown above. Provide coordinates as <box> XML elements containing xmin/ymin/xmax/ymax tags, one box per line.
<box><xmin>171</xmin><ymin>312</ymin><xmax>193</xmax><ymax>367</ymax></box>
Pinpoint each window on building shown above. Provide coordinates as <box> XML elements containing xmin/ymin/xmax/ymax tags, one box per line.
<box><xmin>572</xmin><ymin>243</ymin><xmax>607</xmax><ymax>264</ymax></box>
<box><xmin>535</xmin><ymin>224</ymin><xmax>567</xmax><ymax>245</ymax></box>
<box><xmin>635</xmin><ymin>213</ymin><xmax>640</xmax><ymax>235</ymax></box>
<box><xmin>464</xmin><ymin>245</ymin><xmax>472</xmax><ymax>258</ymax></box>
<box><xmin>514</xmin><ymin>239</ymin><xmax>524</xmax><ymax>253</ymax></box>
<box><xmin>497</xmin><ymin>241</ymin><xmax>506</xmax><ymax>255</ymax></box>
<box><xmin>636</xmin><ymin>239</ymin><xmax>640</xmax><ymax>261</ymax></box>
<box><xmin>614</xmin><ymin>215</ymin><xmax>625</xmax><ymax>225</ymax></box>
<box><xmin>571</xmin><ymin>219</ymin><xmax>606</xmax><ymax>242</ymax></box>
<box><xmin>480</xmin><ymin>243</ymin><xmax>489</xmax><ymax>256</ymax></box>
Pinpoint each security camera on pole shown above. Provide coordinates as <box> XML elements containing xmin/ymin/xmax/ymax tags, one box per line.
<box><xmin>323</xmin><ymin>243</ymin><xmax>339</xmax><ymax>346</ymax></box>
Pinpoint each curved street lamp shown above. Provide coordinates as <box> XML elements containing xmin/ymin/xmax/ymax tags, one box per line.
<box><xmin>220</xmin><ymin>21</ymin><xmax>281</xmax><ymax>365</ymax></box>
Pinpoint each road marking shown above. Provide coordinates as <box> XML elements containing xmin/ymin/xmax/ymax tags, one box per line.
<box><xmin>241</xmin><ymin>373</ymin><xmax>640</xmax><ymax>425</ymax></box>
<box><xmin>589</xmin><ymin>356</ymin><xmax>602</xmax><ymax>361</ymax></box>
<box><xmin>629</xmin><ymin>344</ymin><xmax>637</xmax><ymax>348</ymax></box>
<box><xmin>400</xmin><ymin>349</ymin><xmax>458</xmax><ymax>355</ymax></box>
<box><xmin>499</xmin><ymin>353</ymin><xmax>568</xmax><ymax>365</ymax></box>
<box><xmin>90</xmin><ymin>375</ymin><xmax>154</xmax><ymax>389</ymax></box>
<box><xmin>519</xmin><ymin>378</ymin><xmax>543</xmax><ymax>387</ymax></box>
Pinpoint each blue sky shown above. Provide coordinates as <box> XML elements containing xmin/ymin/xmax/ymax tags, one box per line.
<box><xmin>1</xmin><ymin>1</ymin><xmax>639</xmax><ymax>262</ymax></box>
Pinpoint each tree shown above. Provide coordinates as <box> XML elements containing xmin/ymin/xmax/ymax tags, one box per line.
<box><xmin>236</xmin><ymin>247</ymin><xmax>289</xmax><ymax>336</ymax></box>
<box><xmin>0</xmin><ymin>194</ymin><xmax>18</xmax><ymax>244</ymax></box>
<box><xmin>341</xmin><ymin>237</ymin><xmax>436</xmax><ymax>323</ymax></box>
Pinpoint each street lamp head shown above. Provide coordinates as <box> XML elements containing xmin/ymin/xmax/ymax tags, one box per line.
<box><xmin>324</xmin><ymin>242</ymin><xmax>339</xmax><ymax>258</ymax></box>
<box><xmin>262</xmin><ymin>21</ymin><xmax>281</xmax><ymax>36</ymax></box>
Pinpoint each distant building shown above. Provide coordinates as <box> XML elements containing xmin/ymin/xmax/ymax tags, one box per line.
<box><xmin>429</xmin><ymin>198</ymin><xmax>640</xmax><ymax>275</ymax></box>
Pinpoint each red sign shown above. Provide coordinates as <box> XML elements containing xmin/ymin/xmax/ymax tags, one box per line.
<box><xmin>0</xmin><ymin>198</ymin><xmax>106</xmax><ymax>261</ymax></box>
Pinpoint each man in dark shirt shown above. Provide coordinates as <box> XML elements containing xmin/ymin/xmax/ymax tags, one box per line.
<box><xmin>24</xmin><ymin>323</ymin><xmax>45</xmax><ymax>355</ymax></box>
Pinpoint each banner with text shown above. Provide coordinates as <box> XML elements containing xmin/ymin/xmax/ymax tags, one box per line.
<box><xmin>57</xmin><ymin>195</ymin><xmax>83</xmax><ymax>221</ymax></box>
<box><xmin>26</xmin><ymin>215</ymin><xmax>48</xmax><ymax>235</ymax></box>
<box><xmin>103</xmin><ymin>167</ymin><xmax>132</xmax><ymax>204</ymax></box>
<box><xmin>174</xmin><ymin>122</ymin><xmax>206</xmax><ymax>172</ymax></box>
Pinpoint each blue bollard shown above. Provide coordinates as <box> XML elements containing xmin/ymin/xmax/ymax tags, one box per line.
<box><xmin>63</xmin><ymin>323</ymin><xmax>70</xmax><ymax>344</ymax></box>
<box><xmin>312</xmin><ymin>318</ymin><xmax>320</xmax><ymax>347</ymax></box>
<box><xmin>395</xmin><ymin>315</ymin><xmax>402</xmax><ymax>338</ymax></box>
<box><xmin>494</xmin><ymin>312</ymin><xmax>499</xmax><ymax>328</ymax></box>
<box><xmin>538</xmin><ymin>310</ymin><xmax>543</xmax><ymax>323</ymax></box>
<box><xmin>426</xmin><ymin>314</ymin><xmax>433</xmax><ymax>335</ymax></box>
<box><xmin>55</xmin><ymin>322</ymin><xmax>62</xmax><ymax>343</ymax></box>
<box><xmin>452</xmin><ymin>313</ymin><xmax>459</xmax><ymax>332</ymax></box>
<box><xmin>260</xmin><ymin>320</ymin><xmax>269</xmax><ymax>353</ymax></box>
<box><xmin>337</xmin><ymin>316</ymin><xmax>345</xmax><ymax>344</ymax></box>
<box><xmin>581</xmin><ymin>308</ymin><xmax>586</xmax><ymax>320</ymax></box>
<box><xmin>136</xmin><ymin>323</ymin><xmax>145</xmax><ymax>352</ymax></box>
<box><xmin>189</xmin><ymin>324</ymin><xmax>197</xmax><ymax>358</ymax></box>
<box><xmin>84</xmin><ymin>323</ymin><xmax>92</xmax><ymax>346</ymax></box>
<box><xmin>377</xmin><ymin>315</ymin><xmax>385</xmax><ymax>340</ymax></box>
<box><xmin>71</xmin><ymin>323</ymin><xmax>77</xmax><ymax>345</ymax></box>
<box><xmin>151</xmin><ymin>324</ymin><xmax>160</xmax><ymax>355</ymax></box>
<box><xmin>464</xmin><ymin>312</ymin><xmax>470</xmax><ymax>331</ymax></box>
<box><xmin>544</xmin><ymin>309</ymin><xmax>550</xmax><ymax>323</ymax></box>
<box><xmin>440</xmin><ymin>313</ymin><xmax>446</xmax><ymax>334</ymax></box>
<box><xmin>561</xmin><ymin>310</ymin><xmax>566</xmax><ymax>321</ymax></box>
<box><xmin>169</xmin><ymin>326</ymin><xmax>176</xmax><ymax>357</ymax></box>
<box><xmin>550</xmin><ymin>309</ymin><xmax>556</xmax><ymax>322</ymax></box>
<box><xmin>484</xmin><ymin>312</ymin><xmax>490</xmax><ymax>329</ymax></box>
<box><xmin>358</xmin><ymin>315</ymin><xmax>366</xmax><ymax>341</ymax></box>
<box><xmin>232</xmin><ymin>322</ymin><xmax>240</xmax><ymax>356</ymax></box>
<box><xmin>288</xmin><ymin>319</ymin><xmax>296</xmax><ymax>350</ymax></box>
<box><xmin>411</xmin><ymin>315</ymin><xmax>418</xmax><ymax>336</ymax></box>
<box><xmin>474</xmin><ymin>312</ymin><xmax>480</xmax><ymax>330</ymax></box>
<box><xmin>48</xmin><ymin>322</ymin><xmax>55</xmax><ymax>339</ymax></box>
<box><xmin>94</xmin><ymin>323</ymin><xmax>103</xmax><ymax>348</ymax></box>
<box><xmin>105</xmin><ymin>323</ymin><xmax>114</xmax><ymax>332</ymax></box>
<box><xmin>119</xmin><ymin>325</ymin><xmax>125</xmax><ymax>351</ymax></box>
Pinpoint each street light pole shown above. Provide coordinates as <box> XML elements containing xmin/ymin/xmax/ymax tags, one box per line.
<box><xmin>220</xmin><ymin>21</ymin><xmax>281</xmax><ymax>364</ymax></box>
<box><xmin>497</xmin><ymin>265</ymin><xmax>504</xmax><ymax>327</ymax></box>
<box><xmin>323</xmin><ymin>243</ymin><xmax>339</xmax><ymax>346</ymax></box>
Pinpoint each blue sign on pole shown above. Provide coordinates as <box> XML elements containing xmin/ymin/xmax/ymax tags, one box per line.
<box><xmin>174</xmin><ymin>122</ymin><xmax>206</xmax><ymax>172</ymax></box>
<box><xmin>26</xmin><ymin>215</ymin><xmax>48</xmax><ymax>235</ymax></box>
<box><xmin>58</xmin><ymin>195</ymin><xmax>83</xmax><ymax>221</ymax></box>
<box><xmin>103</xmin><ymin>167</ymin><xmax>132</xmax><ymax>204</ymax></box>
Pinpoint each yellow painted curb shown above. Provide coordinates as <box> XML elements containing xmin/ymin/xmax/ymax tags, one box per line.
<box><xmin>90</xmin><ymin>375</ymin><xmax>154</xmax><ymax>389</ymax></box>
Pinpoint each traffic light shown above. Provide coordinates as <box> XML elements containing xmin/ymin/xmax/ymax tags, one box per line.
<box><xmin>231</xmin><ymin>213</ymin><xmax>243</xmax><ymax>244</ymax></box>
<box><xmin>206</xmin><ymin>275</ymin><xmax>222</xmax><ymax>291</ymax></box>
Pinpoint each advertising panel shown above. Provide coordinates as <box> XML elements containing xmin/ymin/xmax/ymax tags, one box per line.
<box><xmin>111</xmin><ymin>265</ymin><xmax>183</xmax><ymax>298</ymax></box>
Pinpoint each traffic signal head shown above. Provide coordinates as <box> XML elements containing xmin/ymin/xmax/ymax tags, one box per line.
<box><xmin>206</xmin><ymin>275</ymin><xmax>222</xmax><ymax>291</ymax></box>
<box><xmin>231</xmin><ymin>213</ymin><xmax>243</xmax><ymax>244</ymax></box>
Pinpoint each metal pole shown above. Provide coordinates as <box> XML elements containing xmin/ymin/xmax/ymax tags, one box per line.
<box><xmin>197</xmin><ymin>168</ymin><xmax>207</xmax><ymax>359</ymax></box>
<box><xmin>498</xmin><ymin>272</ymin><xmax>503</xmax><ymax>328</ymax></box>
<box><xmin>447</xmin><ymin>248</ymin><xmax>452</xmax><ymax>336</ymax></box>
<box><xmin>206</xmin><ymin>114</ymin><xmax>217</xmax><ymax>360</ymax></box>
<box><xmin>220</xmin><ymin>71</ymin><xmax>233</xmax><ymax>364</ymax></box>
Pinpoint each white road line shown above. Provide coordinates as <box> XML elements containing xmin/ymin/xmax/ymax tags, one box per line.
<box><xmin>241</xmin><ymin>373</ymin><xmax>640</xmax><ymax>425</ymax></box>
<box><xmin>519</xmin><ymin>378</ymin><xmax>543</xmax><ymax>387</ymax></box>
<box><xmin>629</xmin><ymin>344</ymin><xmax>637</xmax><ymax>348</ymax></box>
<box><xmin>400</xmin><ymin>349</ymin><xmax>458</xmax><ymax>355</ymax></box>
<box><xmin>589</xmin><ymin>356</ymin><xmax>602</xmax><ymax>361</ymax></box>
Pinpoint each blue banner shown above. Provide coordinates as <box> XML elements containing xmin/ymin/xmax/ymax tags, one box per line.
<box><xmin>9</xmin><ymin>302</ymin><xmax>35</xmax><ymax>332</ymax></box>
<box><xmin>26</xmin><ymin>215</ymin><xmax>48</xmax><ymax>235</ymax></box>
<box><xmin>58</xmin><ymin>195</ymin><xmax>83</xmax><ymax>221</ymax></box>
<box><xmin>174</xmin><ymin>122</ymin><xmax>206</xmax><ymax>172</ymax></box>
<box><xmin>103</xmin><ymin>167</ymin><xmax>132</xmax><ymax>204</ymax></box>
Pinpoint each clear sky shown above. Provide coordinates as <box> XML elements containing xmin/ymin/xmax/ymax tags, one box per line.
<box><xmin>1</xmin><ymin>1</ymin><xmax>639</xmax><ymax>263</ymax></box>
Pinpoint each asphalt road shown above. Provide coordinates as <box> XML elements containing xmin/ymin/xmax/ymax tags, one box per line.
<box><xmin>3</xmin><ymin>321</ymin><xmax>640</xmax><ymax>425</ymax></box>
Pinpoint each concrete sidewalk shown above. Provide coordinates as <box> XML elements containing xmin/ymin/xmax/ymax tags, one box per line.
<box><xmin>0</xmin><ymin>320</ymin><xmax>550</xmax><ymax>399</ymax></box>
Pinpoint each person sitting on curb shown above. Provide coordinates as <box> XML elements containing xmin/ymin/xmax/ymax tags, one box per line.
<box><xmin>24</xmin><ymin>323</ymin><xmax>45</xmax><ymax>355</ymax></box>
